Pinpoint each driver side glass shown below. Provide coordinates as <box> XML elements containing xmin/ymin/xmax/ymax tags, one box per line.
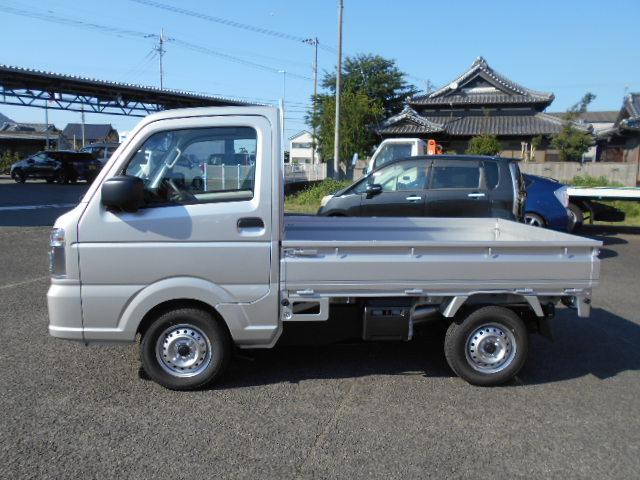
<box><xmin>369</xmin><ymin>161</ymin><xmax>427</xmax><ymax>192</ymax></box>
<box><xmin>123</xmin><ymin>126</ymin><xmax>257</xmax><ymax>206</ymax></box>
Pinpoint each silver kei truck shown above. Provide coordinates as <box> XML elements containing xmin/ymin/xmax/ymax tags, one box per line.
<box><xmin>47</xmin><ymin>106</ymin><xmax>601</xmax><ymax>390</ymax></box>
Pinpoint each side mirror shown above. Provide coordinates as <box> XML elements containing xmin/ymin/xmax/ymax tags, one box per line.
<box><xmin>366</xmin><ymin>183</ymin><xmax>383</xmax><ymax>196</ymax></box>
<box><xmin>101</xmin><ymin>175</ymin><xmax>144</xmax><ymax>212</ymax></box>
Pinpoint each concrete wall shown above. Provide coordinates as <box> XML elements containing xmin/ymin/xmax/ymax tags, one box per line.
<box><xmin>520</xmin><ymin>161</ymin><xmax>639</xmax><ymax>186</ymax></box>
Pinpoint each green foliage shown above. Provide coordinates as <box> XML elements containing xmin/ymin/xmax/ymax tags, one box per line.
<box><xmin>569</xmin><ymin>175</ymin><xmax>622</xmax><ymax>187</ymax></box>
<box><xmin>465</xmin><ymin>134</ymin><xmax>502</xmax><ymax>155</ymax></box>
<box><xmin>0</xmin><ymin>151</ymin><xmax>19</xmax><ymax>174</ymax></box>
<box><xmin>285</xmin><ymin>179</ymin><xmax>352</xmax><ymax>213</ymax></box>
<box><xmin>552</xmin><ymin>93</ymin><xmax>596</xmax><ymax>161</ymax></box>
<box><xmin>320</xmin><ymin>54</ymin><xmax>417</xmax><ymax>117</ymax></box>
<box><xmin>308</xmin><ymin>54</ymin><xmax>416</xmax><ymax>168</ymax></box>
<box><xmin>312</xmin><ymin>89</ymin><xmax>384</xmax><ymax>168</ymax></box>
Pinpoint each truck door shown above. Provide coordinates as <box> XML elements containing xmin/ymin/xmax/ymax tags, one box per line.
<box><xmin>360</xmin><ymin>159</ymin><xmax>428</xmax><ymax>217</ymax></box>
<box><xmin>424</xmin><ymin>159</ymin><xmax>491</xmax><ymax>217</ymax></box>
<box><xmin>76</xmin><ymin>114</ymin><xmax>279</xmax><ymax>344</ymax></box>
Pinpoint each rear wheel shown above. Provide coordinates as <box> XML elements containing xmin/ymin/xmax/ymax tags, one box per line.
<box><xmin>140</xmin><ymin>307</ymin><xmax>231</xmax><ymax>390</ymax></box>
<box><xmin>11</xmin><ymin>169</ymin><xmax>26</xmax><ymax>183</ymax></box>
<box><xmin>568</xmin><ymin>203</ymin><xmax>583</xmax><ymax>232</ymax></box>
<box><xmin>524</xmin><ymin>212</ymin><xmax>545</xmax><ymax>228</ymax></box>
<box><xmin>444</xmin><ymin>306</ymin><xmax>528</xmax><ymax>386</ymax></box>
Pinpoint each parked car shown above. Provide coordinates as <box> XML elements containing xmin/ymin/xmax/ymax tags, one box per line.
<box><xmin>10</xmin><ymin>150</ymin><xmax>102</xmax><ymax>184</ymax></box>
<box><xmin>79</xmin><ymin>142</ymin><xmax>120</xmax><ymax>165</ymax></box>
<box><xmin>318</xmin><ymin>155</ymin><xmax>525</xmax><ymax>221</ymax></box>
<box><xmin>522</xmin><ymin>174</ymin><xmax>571</xmax><ymax>231</ymax></box>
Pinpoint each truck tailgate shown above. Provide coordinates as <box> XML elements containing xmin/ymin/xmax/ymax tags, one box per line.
<box><xmin>282</xmin><ymin>216</ymin><xmax>601</xmax><ymax>297</ymax></box>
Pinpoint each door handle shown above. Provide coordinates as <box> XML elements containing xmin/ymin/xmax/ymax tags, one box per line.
<box><xmin>237</xmin><ymin>217</ymin><xmax>264</xmax><ymax>229</ymax></box>
<box><xmin>467</xmin><ymin>193</ymin><xmax>485</xmax><ymax>198</ymax></box>
<box><xmin>405</xmin><ymin>196</ymin><xmax>422</xmax><ymax>201</ymax></box>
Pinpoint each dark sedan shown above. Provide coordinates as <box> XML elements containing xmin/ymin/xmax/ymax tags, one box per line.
<box><xmin>318</xmin><ymin>155</ymin><xmax>524</xmax><ymax>221</ymax></box>
<box><xmin>10</xmin><ymin>150</ymin><xmax>102</xmax><ymax>184</ymax></box>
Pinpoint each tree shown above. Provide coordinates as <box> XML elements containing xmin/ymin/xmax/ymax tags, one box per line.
<box><xmin>313</xmin><ymin>90</ymin><xmax>384</xmax><ymax>168</ymax></box>
<box><xmin>466</xmin><ymin>134</ymin><xmax>502</xmax><ymax>155</ymax></box>
<box><xmin>308</xmin><ymin>54</ymin><xmax>416</xmax><ymax>168</ymax></box>
<box><xmin>320</xmin><ymin>54</ymin><xmax>417</xmax><ymax>117</ymax></box>
<box><xmin>551</xmin><ymin>93</ymin><xmax>596</xmax><ymax>162</ymax></box>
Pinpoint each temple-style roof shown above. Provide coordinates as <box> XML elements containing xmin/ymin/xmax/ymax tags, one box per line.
<box><xmin>617</xmin><ymin>93</ymin><xmax>640</xmax><ymax>131</ymax></box>
<box><xmin>378</xmin><ymin>110</ymin><xmax>591</xmax><ymax>138</ymax></box>
<box><xmin>376</xmin><ymin>106</ymin><xmax>444</xmax><ymax>135</ymax></box>
<box><xmin>410</xmin><ymin>57</ymin><xmax>554</xmax><ymax>110</ymax></box>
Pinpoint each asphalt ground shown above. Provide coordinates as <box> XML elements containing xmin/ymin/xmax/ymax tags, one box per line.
<box><xmin>1</xmin><ymin>180</ymin><xmax>639</xmax><ymax>479</ymax></box>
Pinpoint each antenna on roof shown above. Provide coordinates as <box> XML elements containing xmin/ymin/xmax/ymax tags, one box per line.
<box><xmin>155</xmin><ymin>28</ymin><xmax>166</xmax><ymax>89</ymax></box>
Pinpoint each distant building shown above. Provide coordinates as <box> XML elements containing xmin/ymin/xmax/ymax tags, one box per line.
<box><xmin>595</xmin><ymin>93</ymin><xmax>640</xmax><ymax>163</ymax></box>
<box><xmin>0</xmin><ymin>121</ymin><xmax>61</xmax><ymax>157</ymax></box>
<box><xmin>377</xmin><ymin>57</ymin><xmax>591</xmax><ymax>161</ymax></box>
<box><xmin>288</xmin><ymin>130</ymin><xmax>319</xmax><ymax>164</ymax></box>
<box><xmin>62</xmin><ymin>123</ymin><xmax>119</xmax><ymax>149</ymax></box>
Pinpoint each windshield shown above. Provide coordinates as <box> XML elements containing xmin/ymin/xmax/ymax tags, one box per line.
<box><xmin>373</xmin><ymin>143</ymin><xmax>413</xmax><ymax>170</ymax></box>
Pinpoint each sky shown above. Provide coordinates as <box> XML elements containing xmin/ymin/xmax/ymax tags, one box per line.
<box><xmin>0</xmin><ymin>0</ymin><xmax>639</xmax><ymax>140</ymax></box>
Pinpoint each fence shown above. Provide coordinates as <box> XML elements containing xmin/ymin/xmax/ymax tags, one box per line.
<box><xmin>520</xmin><ymin>162</ymin><xmax>640</xmax><ymax>186</ymax></box>
<box><xmin>203</xmin><ymin>163</ymin><xmax>327</xmax><ymax>191</ymax></box>
<box><xmin>284</xmin><ymin>163</ymin><xmax>326</xmax><ymax>183</ymax></box>
<box><xmin>204</xmin><ymin>165</ymin><xmax>254</xmax><ymax>191</ymax></box>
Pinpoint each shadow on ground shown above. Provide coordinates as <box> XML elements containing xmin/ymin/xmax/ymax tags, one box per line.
<box><xmin>197</xmin><ymin>307</ymin><xmax>640</xmax><ymax>390</ymax></box>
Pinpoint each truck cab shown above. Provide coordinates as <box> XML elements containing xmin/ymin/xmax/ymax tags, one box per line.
<box><xmin>367</xmin><ymin>138</ymin><xmax>427</xmax><ymax>173</ymax></box>
<box><xmin>47</xmin><ymin>106</ymin><xmax>600</xmax><ymax>391</ymax></box>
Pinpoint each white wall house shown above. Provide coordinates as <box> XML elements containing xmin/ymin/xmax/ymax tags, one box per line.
<box><xmin>288</xmin><ymin>130</ymin><xmax>319</xmax><ymax>164</ymax></box>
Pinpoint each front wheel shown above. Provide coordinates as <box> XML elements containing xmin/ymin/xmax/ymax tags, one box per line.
<box><xmin>11</xmin><ymin>169</ymin><xmax>26</xmax><ymax>183</ymax></box>
<box><xmin>140</xmin><ymin>307</ymin><xmax>231</xmax><ymax>390</ymax></box>
<box><xmin>444</xmin><ymin>306</ymin><xmax>528</xmax><ymax>386</ymax></box>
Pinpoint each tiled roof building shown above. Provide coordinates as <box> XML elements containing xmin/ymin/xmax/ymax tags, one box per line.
<box><xmin>377</xmin><ymin>57</ymin><xmax>590</xmax><ymax>161</ymax></box>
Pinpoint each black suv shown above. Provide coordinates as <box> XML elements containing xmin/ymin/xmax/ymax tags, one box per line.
<box><xmin>10</xmin><ymin>150</ymin><xmax>103</xmax><ymax>184</ymax></box>
<box><xmin>318</xmin><ymin>155</ymin><xmax>525</xmax><ymax>220</ymax></box>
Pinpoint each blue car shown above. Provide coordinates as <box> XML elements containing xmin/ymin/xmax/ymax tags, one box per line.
<box><xmin>523</xmin><ymin>174</ymin><xmax>571</xmax><ymax>231</ymax></box>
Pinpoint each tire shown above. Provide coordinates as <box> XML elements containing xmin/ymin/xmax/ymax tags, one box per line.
<box><xmin>11</xmin><ymin>169</ymin><xmax>26</xmax><ymax>183</ymax></box>
<box><xmin>568</xmin><ymin>203</ymin><xmax>583</xmax><ymax>232</ymax></box>
<box><xmin>55</xmin><ymin>171</ymin><xmax>68</xmax><ymax>184</ymax></box>
<box><xmin>140</xmin><ymin>307</ymin><xmax>231</xmax><ymax>390</ymax></box>
<box><xmin>444</xmin><ymin>306</ymin><xmax>528</xmax><ymax>386</ymax></box>
<box><xmin>524</xmin><ymin>212</ymin><xmax>545</xmax><ymax>228</ymax></box>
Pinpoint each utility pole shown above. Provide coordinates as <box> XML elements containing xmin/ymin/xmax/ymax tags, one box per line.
<box><xmin>278</xmin><ymin>70</ymin><xmax>286</xmax><ymax>136</ymax></box>
<box><xmin>333</xmin><ymin>0</ymin><xmax>343</xmax><ymax>178</ymax></box>
<box><xmin>156</xmin><ymin>28</ymin><xmax>166</xmax><ymax>89</ymax></box>
<box><xmin>44</xmin><ymin>102</ymin><xmax>49</xmax><ymax>150</ymax></box>
<box><xmin>81</xmin><ymin>104</ymin><xmax>85</xmax><ymax>148</ymax></box>
<box><xmin>303</xmin><ymin>37</ymin><xmax>319</xmax><ymax>164</ymax></box>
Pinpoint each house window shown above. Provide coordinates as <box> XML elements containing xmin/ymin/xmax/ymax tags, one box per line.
<box><xmin>292</xmin><ymin>142</ymin><xmax>312</xmax><ymax>149</ymax></box>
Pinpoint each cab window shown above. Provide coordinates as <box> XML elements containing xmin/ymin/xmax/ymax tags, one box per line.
<box><xmin>373</xmin><ymin>143</ymin><xmax>412</xmax><ymax>170</ymax></box>
<box><xmin>369</xmin><ymin>161</ymin><xmax>427</xmax><ymax>192</ymax></box>
<box><xmin>124</xmin><ymin>126</ymin><xmax>257</xmax><ymax>206</ymax></box>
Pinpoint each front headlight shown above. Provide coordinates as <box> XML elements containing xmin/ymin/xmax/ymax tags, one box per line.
<box><xmin>49</xmin><ymin>228</ymin><xmax>66</xmax><ymax>278</ymax></box>
<box><xmin>320</xmin><ymin>194</ymin><xmax>333</xmax><ymax>208</ymax></box>
<box><xmin>554</xmin><ymin>186</ymin><xmax>569</xmax><ymax>208</ymax></box>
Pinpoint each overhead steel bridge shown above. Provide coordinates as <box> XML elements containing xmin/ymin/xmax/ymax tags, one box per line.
<box><xmin>0</xmin><ymin>64</ymin><xmax>251</xmax><ymax>117</ymax></box>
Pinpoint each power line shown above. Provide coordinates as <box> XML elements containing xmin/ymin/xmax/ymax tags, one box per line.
<box><xmin>129</xmin><ymin>0</ymin><xmax>337</xmax><ymax>53</ymax></box>
<box><xmin>0</xmin><ymin>3</ymin><xmax>312</xmax><ymax>82</ymax></box>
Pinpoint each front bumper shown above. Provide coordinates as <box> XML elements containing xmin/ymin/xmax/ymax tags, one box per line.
<box><xmin>47</xmin><ymin>282</ymin><xmax>84</xmax><ymax>341</ymax></box>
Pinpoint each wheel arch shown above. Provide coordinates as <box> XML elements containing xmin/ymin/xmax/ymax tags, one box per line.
<box><xmin>442</xmin><ymin>293</ymin><xmax>544</xmax><ymax>319</ymax></box>
<box><xmin>136</xmin><ymin>298</ymin><xmax>231</xmax><ymax>341</ymax></box>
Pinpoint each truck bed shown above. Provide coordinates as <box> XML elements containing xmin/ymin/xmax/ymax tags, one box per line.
<box><xmin>282</xmin><ymin>216</ymin><xmax>601</xmax><ymax>297</ymax></box>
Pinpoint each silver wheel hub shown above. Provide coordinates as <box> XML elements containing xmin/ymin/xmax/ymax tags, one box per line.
<box><xmin>524</xmin><ymin>215</ymin><xmax>543</xmax><ymax>227</ymax></box>
<box><xmin>155</xmin><ymin>324</ymin><xmax>212</xmax><ymax>378</ymax></box>
<box><xmin>465</xmin><ymin>323</ymin><xmax>517</xmax><ymax>374</ymax></box>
